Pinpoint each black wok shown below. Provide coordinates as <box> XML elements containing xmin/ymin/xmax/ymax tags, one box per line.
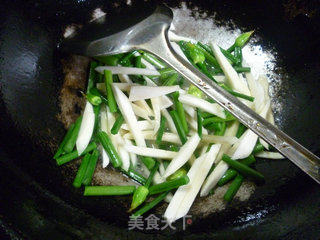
<box><xmin>0</xmin><ymin>0</ymin><xmax>319</xmax><ymax>239</ymax></box>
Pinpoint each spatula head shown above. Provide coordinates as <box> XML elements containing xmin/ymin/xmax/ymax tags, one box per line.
<box><xmin>61</xmin><ymin>4</ymin><xmax>173</xmax><ymax>57</ymax></box>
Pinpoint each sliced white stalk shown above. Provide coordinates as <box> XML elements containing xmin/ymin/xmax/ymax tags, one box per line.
<box><xmin>100</xmin><ymin>146</ymin><xmax>110</xmax><ymax>168</ymax></box>
<box><xmin>255</xmin><ymin>151</ymin><xmax>285</xmax><ymax>159</ymax></box>
<box><xmin>95</xmin><ymin>66</ymin><xmax>160</xmax><ymax>76</ymax></box>
<box><xmin>131</xmin><ymin>103</ymin><xmax>152</xmax><ymax>121</ymax></box>
<box><xmin>124</xmin><ymin>138</ymin><xmax>138</xmax><ymax>167</ymax></box>
<box><xmin>134</xmin><ymin>100</ymin><xmax>154</xmax><ymax>117</ymax></box>
<box><xmin>96</xmin><ymin>82</ymin><xmax>133</xmax><ymax>93</ymax></box>
<box><xmin>76</xmin><ymin>101</ymin><xmax>95</xmax><ymax>155</ymax></box>
<box><xmin>129</xmin><ymin>85</ymin><xmax>180</xmax><ymax>101</ymax></box>
<box><xmin>179</xmin><ymin>94</ymin><xmax>225</xmax><ymax>119</ymax></box>
<box><xmin>158</xmin><ymin>160</ymin><xmax>166</xmax><ymax>176</ymax></box>
<box><xmin>165</xmin><ymin>144</ymin><xmax>221</xmax><ymax>223</ymax></box>
<box><xmin>186</xmin><ymin>115</ymin><xmax>208</xmax><ymax>135</ymax></box>
<box><xmin>163</xmin><ymin>133</ymin><xmax>201</xmax><ymax>178</ymax></box>
<box><xmin>245</xmin><ymin>72</ymin><xmax>265</xmax><ymax>112</ymax></box>
<box><xmin>121</xmin><ymin>120</ymin><xmax>154</xmax><ymax>131</ymax></box>
<box><xmin>200</xmin><ymin>121</ymin><xmax>239</xmax><ymax>196</ymax></box>
<box><xmin>202</xmin><ymin>135</ymin><xmax>238</xmax><ymax>145</ymax></box>
<box><xmin>260</xmin><ymin>139</ymin><xmax>270</xmax><ymax>150</ymax></box>
<box><xmin>211</xmin><ymin>42</ymin><xmax>250</xmax><ymax>95</ymax></box>
<box><xmin>151</xmin><ymin>97</ymin><xmax>161</xmax><ymax>134</ymax></box>
<box><xmin>123</xmin><ymin>131</ymin><xmax>181</xmax><ymax>145</ymax></box>
<box><xmin>161</xmin><ymin>109</ymin><xmax>177</xmax><ymax>134</ymax></box>
<box><xmin>183</xmin><ymin>104</ymin><xmax>196</xmax><ymax>119</ymax></box>
<box><xmin>267</xmin><ymin>108</ymin><xmax>275</xmax><ymax>125</ymax></box>
<box><xmin>200</xmin><ymin>160</ymin><xmax>229</xmax><ymax>197</ymax></box>
<box><xmin>124</xmin><ymin>145</ymin><xmax>178</xmax><ymax>159</ymax></box>
<box><xmin>118</xmin><ymin>74</ymin><xmax>133</xmax><ymax>83</ymax></box>
<box><xmin>112</xmin><ymin>83</ymin><xmax>133</xmax><ymax>92</ymax></box>
<box><xmin>112</xmin><ymin>86</ymin><xmax>146</xmax><ymax>147</ymax></box>
<box><xmin>230</xmin><ymin>101</ymin><xmax>270</xmax><ymax>160</ymax></box>
<box><xmin>168</xmin><ymin>31</ymin><xmax>196</xmax><ymax>43</ymax></box>
<box><xmin>143</xmin><ymin>76</ymin><xmax>173</xmax><ymax>110</ymax></box>
<box><xmin>118</xmin><ymin>145</ymin><xmax>130</xmax><ymax>171</ymax></box>
<box><xmin>100</xmin><ymin>107</ymin><xmax>110</xmax><ymax>168</ymax></box>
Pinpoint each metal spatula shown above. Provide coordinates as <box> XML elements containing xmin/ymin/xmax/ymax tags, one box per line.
<box><xmin>62</xmin><ymin>5</ymin><xmax>320</xmax><ymax>183</ymax></box>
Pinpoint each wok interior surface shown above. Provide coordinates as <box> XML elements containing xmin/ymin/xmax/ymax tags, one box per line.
<box><xmin>0</xmin><ymin>0</ymin><xmax>319</xmax><ymax>239</ymax></box>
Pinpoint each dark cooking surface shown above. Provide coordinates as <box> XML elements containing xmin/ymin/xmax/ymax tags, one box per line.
<box><xmin>0</xmin><ymin>0</ymin><xmax>319</xmax><ymax>239</ymax></box>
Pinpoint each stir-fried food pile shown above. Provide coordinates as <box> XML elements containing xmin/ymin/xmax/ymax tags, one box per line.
<box><xmin>54</xmin><ymin>31</ymin><xmax>284</xmax><ymax>223</ymax></box>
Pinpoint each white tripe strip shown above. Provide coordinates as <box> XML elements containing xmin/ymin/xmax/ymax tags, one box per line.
<box><xmin>151</xmin><ymin>97</ymin><xmax>161</xmax><ymax>134</ymax></box>
<box><xmin>163</xmin><ymin>133</ymin><xmax>201</xmax><ymax>178</ymax></box>
<box><xmin>121</xmin><ymin>120</ymin><xmax>154</xmax><ymax>131</ymax></box>
<box><xmin>131</xmin><ymin>103</ymin><xmax>152</xmax><ymax>121</ymax></box>
<box><xmin>95</xmin><ymin>66</ymin><xmax>160</xmax><ymax>76</ymax></box>
<box><xmin>161</xmin><ymin>109</ymin><xmax>177</xmax><ymax>134</ymax></box>
<box><xmin>112</xmin><ymin>86</ymin><xmax>146</xmax><ymax>147</ymax></box>
<box><xmin>186</xmin><ymin>115</ymin><xmax>208</xmax><ymax>135</ymax></box>
<box><xmin>129</xmin><ymin>85</ymin><xmax>180</xmax><ymax>101</ymax></box>
<box><xmin>143</xmin><ymin>76</ymin><xmax>173</xmax><ymax>110</ymax></box>
<box><xmin>211</xmin><ymin>42</ymin><xmax>251</xmax><ymax>95</ymax></box>
<box><xmin>124</xmin><ymin>145</ymin><xmax>178</xmax><ymax>159</ymax></box>
<box><xmin>134</xmin><ymin>100</ymin><xmax>154</xmax><ymax>117</ymax></box>
<box><xmin>179</xmin><ymin>94</ymin><xmax>225</xmax><ymax>119</ymax></box>
<box><xmin>202</xmin><ymin>134</ymin><xmax>238</xmax><ymax>145</ymax></box>
<box><xmin>124</xmin><ymin>138</ymin><xmax>138</xmax><ymax>167</ymax></box>
<box><xmin>164</xmin><ymin>144</ymin><xmax>221</xmax><ymax>223</ymax></box>
<box><xmin>123</xmin><ymin>131</ymin><xmax>182</xmax><ymax>145</ymax></box>
<box><xmin>100</xmin><ymin>107</ymin><xmax>110</xmax><ymax>168</ymax></box>
<box><xmin>255</xmin><ymin>151</ymin><xmax>285</xmax><ymax>159</ymax></box>
<box><xmin>200</xmin><ymin>121</ymin><xmax>239</xmax><ymax>197</ymax></box>
<box><xmin>76</xmin><ymin>101</ymin><xmax>95</xmax><ymax>155</ymax></box>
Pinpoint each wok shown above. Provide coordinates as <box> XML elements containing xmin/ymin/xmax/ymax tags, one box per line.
<box><xmin>0</xmin><ymin>0</ymin><xmax>319</xmax><ymax>239</ymax></box>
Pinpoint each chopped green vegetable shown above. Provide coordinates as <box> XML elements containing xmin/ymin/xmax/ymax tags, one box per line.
<box><xmin>56</xmin><ymin>142</ymin><xmax>97</xmax><ymax>166</ymax></box>
<box><xmin>84</xmin><ymin>185</ymin><xmax>136</xmax><ymax>196</ymax></box>
<box><xmin>211</xmin><ymin>66</ymin><xmax>251</xmax><ymax>74</ymax></box>
<box><xmin>169</xmin><ymin>110</ymin><xmax>187</xmax><ymax>144</ymax></box>
<box><xmin>94</xmin><ymin>54</ymin><xmax>124</xmax><ymax>66</ymax></box>
<box><xmin>82</xmin><ymin>149</ymin><xmax>99</xmax><ymax>186</ymax></box>
<box><xmin>172</xmin><ymin>91</ymin><xmax>189</xmax><ymax>134</ymax></box>
<box><xmin>253</xmin><ymin>142</ymin><xmax>265</xmax><ymax>154</ymax></box>
<box><xmin>141</xmin><ymin>52</ymin><xmax>166</xmax><ymax>68</ymax></box>
<box><xmin>197</xmin><ymin>108</ymin><xmax>203</xmax><ymax>138</ymax></box>
<box><xmin>73</xmin><ymin>153</ymin><xmax>91</xmax><ymax>188</ymax></box>
<box><xmin>203</xmin><ymin>115</ymin><xmax>236</xmax><ymax>125</ymax></box>
<box><xmin>104</xmin><ymin>69</ymin><xmax>118</xmax><ymax>113</ymax></box>
<box><xmin>145</xmin><ymin>161</ymin><xmax>160</xmax><ymax>188</ymax></box>
<box><xmin>130</xmin><ymin>186</ymin><xmax>149</xmax><ymax>211</ymax></box>
<box><xmin>132</xmin><ymin>191</ymin><xmax>169</xmax><ymax>217</ymax></box>
<box><xmin>223</xmin><ymin>174</ymin><xmax>244</xmax><ymax>202</ymax></box>
<box><xmin>236</xmin><ymin>123</ymin><xmax>247</xmax><ymax>138</ymax></box>
<box><xmin>86</xmin><ymin>92</ymin><xmax>102</xmax><ymax>106</ymax></box>
<box><xmin>121</xmin><ymin>168</ymin><xmax>147</xmax><ymax>185</ymax></box>
<box><xmin>148</xmin><ymin>175</ymin><xmax>190</xmax><ymax>195</ymax></box>
<box><xmin>119</xmin><ymin>51</ymin><xmax>137</xmax><ymax>66</ymax></box>
<box><xmin>87</xmin><ymin>61</ymin><xmax>98</xmax><ymax>94</ymax></box>
<box><xmin>90</xmin><ymin>87</ymin><xmax>108</xmax><ymax>105</ymax></box>
<box><xmin>218</xmin><ymin>155</ymin><xmax>256</xmax><ymax>186</ymax></box>
<box><xmin>63</xmin><ymin>116</ymin><xmax>82</xmax><ymax>153</ymax></box>
<box><xmin>97</xmin><ymin>131</ymin><xmax>122</xmax><ymax>168</ymax></box>
<box><xmin>227</xmin><ymin>31</ymin><xmax>254</xmax><ymax>52</ymax></box>
<box><xmin>222</xmin><ymin>154</ymin><xmax>264</xmax><ymax>182</ymax></box>
<box><xmin>141</xmin><ymin>156</ymin><xmax>156</xmax><ymax>171</ymax></box>
<box><xmin>167</xmin><ymin>168</ymin><xmax>187</xmax><ymax>181</ymax></box>
<box><xmin>111</xmin><ymin>114</ymin><xmax>124</xmax><ymax>135</ymax></box>
<box><xmin>53</xmin><ymin>123</ymin><xmax>75</xmax><ymax>159</ymax></box>
<box><xmin>220</xmin><ymin>47</ymin><xmax>239</xmax><ymax>65</ymax></box>
<box><xmin>162</xmin><ymin>73</ymin><xmax>178</xmax><ymax>86</ymax></box>
<box><xmin>188</xmin><ymin>84</ymin><xmax>203</xmax><ymax>98</ymax></box>
<box><xmin>234</xmin><ymin>47</ymin><xmax>242</xmax><ymax>66</ymax></box>
<box><xmin>156</xmin><ymin>116</ymin><xmax>166</xmax><ymax>145</ymax></box>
